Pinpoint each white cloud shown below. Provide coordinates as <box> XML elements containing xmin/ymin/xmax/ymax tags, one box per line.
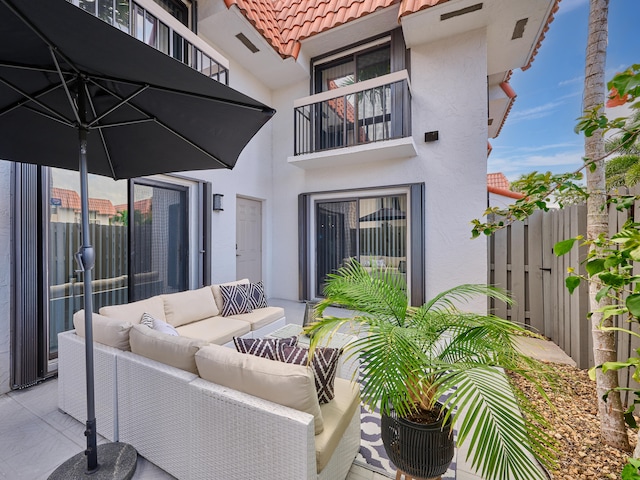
<box><xmin>556</xmin><ymin>0</ymin><xmax>588</xmax><ymax>15</ymax></box>
<box><xmin>488</xmin><ymin>149</ymin><xmax>585</xmax><ymax>182</ymax></box>
<box><xmin>509</xmin><ymin>102</ymin><xmax>562</xmax><ymax>123</ymax></box>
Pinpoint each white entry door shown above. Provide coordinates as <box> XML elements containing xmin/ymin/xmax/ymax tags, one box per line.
<box><xmin>236</xmin><ymin>197</ymin><xmax>262</xmax><ymax>282</ymax></box>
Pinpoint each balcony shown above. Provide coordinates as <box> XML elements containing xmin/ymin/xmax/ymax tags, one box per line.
<box><xmin>290</xmin><ymin>70</ymin><xmax>416</xmax><ymax>169</ymax></box>
<box><xmin>69</xmin><ymin>0</ymin><xmax>229</xmax><ymax>84</ymax></box>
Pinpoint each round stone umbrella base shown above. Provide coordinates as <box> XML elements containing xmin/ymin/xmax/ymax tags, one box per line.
<box><xmin>48</xmin><ymin>442</ymin><xmax>137</xmax><ymax>480</ymax></box>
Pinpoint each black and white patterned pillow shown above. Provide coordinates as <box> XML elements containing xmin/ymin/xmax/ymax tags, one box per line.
<box><xmin>279</xmin><ymin>345</ymin><xmax>342</xmax><ymax>403</ymax></box>
<box><xmin>220</xmin><ymin>283</ymin><xmax>252</xmax><ymax>316</ymax></box>
<box><xmin>247</xmin><ymin>281</ymin><xmax>268</xmax><ymax>309</ymax></box>
<box><xmin>233</xmin><ymin>336</ymin><xmax>298</xmax><ymax>361</ymax></box>
<box><xmin>140</xmin><ymin>312</ymin><xmax>155</xmax><ymax>328</ymax></box>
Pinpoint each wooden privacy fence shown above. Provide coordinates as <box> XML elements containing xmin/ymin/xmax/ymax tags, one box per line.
<box><xmin>488</xmin><ymin>187</ymin><xmax>640</xmax><ymax>403</ymax></box>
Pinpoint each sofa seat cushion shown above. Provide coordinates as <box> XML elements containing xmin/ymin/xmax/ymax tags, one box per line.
<box><xmin>315</xmin><ymin>378</ymin><xmax>361</xmax><ymax>473</ymax></box>
<box><xmin>161</xmin><ymin>287</ymin><xmax>219</xmax><ymax>327</ymax></box>
<box><xmin>129</xmin><ymin>324</ymin><xmax>206</xmax><ymax>374</ymax></box>
<box><xmin>195</xmin><ymin>345</ymin><xmax>324</xmax><ymax>435</ymax></box>
<box><xmin>175</xmin><ymin>317</ymin><xmax>251</xmax><ymax>345</ymax></box>
<box><xmin>99</xmin><ymin>296</ymin><xmax>166</xmax><ymax>324</ymax></box>
<box><xmin>73</xmin><ymin>310</ymin><xmax>132</xmax><ymax>351</ymax></box>
<box><xmin>227</xmin><ymin>306</ymin><xmax>285</xmax><ymax>331</ymax></box>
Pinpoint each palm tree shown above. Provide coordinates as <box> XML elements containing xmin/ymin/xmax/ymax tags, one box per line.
<box><xmin>582</xmin><ymin>0</ymin><xmax>630</xmax><ymax>450</ymax></box>
<box><xmin>605</xmin><ymin>111</ymin><xmax>640</xmax><ymax>189</ymax></box>
<box><xmin>306</xmin><ymin>261</ymin><xmax>556</xmax><ymax>480</ymax></box>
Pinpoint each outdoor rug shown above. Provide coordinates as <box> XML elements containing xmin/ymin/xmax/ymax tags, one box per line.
<box><xmin>356</xmin><ymin>403</ymin><xmax>457</xmax><ymax>479</ymax></box>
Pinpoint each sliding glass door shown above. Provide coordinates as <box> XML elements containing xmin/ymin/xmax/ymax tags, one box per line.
<box><xmin>314</xmin><ymin>194</ymin><xmax>407</xmax><ymax>298</ymax></box>
<box><xmin>131</xmin><ymin>180</ymin><xmax>189</xmax><ymax>301</ymax></box>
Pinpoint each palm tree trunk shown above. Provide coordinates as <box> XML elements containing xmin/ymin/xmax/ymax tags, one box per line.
<box><xmin>584</xmin><ymin>0</ymin><xmax>630</xmax><ymax>450</ymax></box>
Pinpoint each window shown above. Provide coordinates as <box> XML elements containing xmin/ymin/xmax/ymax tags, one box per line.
<box><xmin>300</xmin><ymin>184</ymin><xmax>424</xmax><ymax>305</ymax></box>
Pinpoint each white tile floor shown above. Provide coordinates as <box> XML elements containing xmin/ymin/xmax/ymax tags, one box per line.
<box><xmin>0</xmin><ymin>299</ymin><xmax>479</xmax><ymax>480</ymax></box>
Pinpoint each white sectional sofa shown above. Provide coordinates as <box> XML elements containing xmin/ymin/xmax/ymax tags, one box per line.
<box><xmin>57</xmin><ymin>281</ymin><xmax>361</xmax><ymax>480</ymax></box>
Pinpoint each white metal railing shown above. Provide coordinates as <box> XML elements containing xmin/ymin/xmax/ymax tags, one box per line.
<box><xmin>69</xmin><ymin>0</ymin><xmax>229</xmax><ymax>84</ymax></box>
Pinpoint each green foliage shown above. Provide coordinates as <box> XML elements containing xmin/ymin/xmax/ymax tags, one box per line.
<box><xmin>622</xmin><ymin>458</ymin><xmax>640</xmax><ymax>480</ymax></box>
<box><xmin>306</xmin><ymin>260</ymin><xmax>557</xmax><ymax>480</ymax></box>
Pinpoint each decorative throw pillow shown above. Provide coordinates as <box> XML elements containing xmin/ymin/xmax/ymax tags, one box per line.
<box><xmin>141</xmin><ymin>313</ymin><xmax>180</xmax><ymax>336</ymax></box>
<box><xmin>233</xmin><ymin>336</ymin><xmax>298</xmax><ymax>361</ymax></box>
<box><xmin>247</xmin><ymin>281</ymin><xmax>268</xmax><ymax>309</ymax></box>
<box><xmin>279</xmin><ymin>345</ymin><xmax>342</xmax><ymax>403</ymax></box>
<box><xmin>152</xmin><ymin>318</ymin><xmax>180</xmax><ymax>336</ymax></box>
<box><xmin>220</xmin><ymin>283</ymin><xmax>252</xmax><ymax>316</ymax></box>
<box><xmin>140</xmin><ymin>312</ymin><xmax>155</xmax><ymax>328</ymax></box>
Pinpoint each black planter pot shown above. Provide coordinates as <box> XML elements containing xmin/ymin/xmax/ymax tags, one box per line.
<box><xmin>381</xmin><ymin>404</ymin><xmax>454</xmax><ymax>479</ymax></box>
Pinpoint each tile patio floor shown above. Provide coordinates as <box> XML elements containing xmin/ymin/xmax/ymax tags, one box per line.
<box><xmin>0</xmin><ymin>298</ymin><xmax>559</xmax><ymax>479</ymax></box>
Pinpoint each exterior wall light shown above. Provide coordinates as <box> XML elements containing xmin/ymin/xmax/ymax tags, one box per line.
<box><xmin>213</xmin><ymin>193</ymin><xmax>224</xmax><ymax>211</ymax></box>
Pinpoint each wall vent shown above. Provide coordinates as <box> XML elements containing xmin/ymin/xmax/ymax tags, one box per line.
<box><xmin>512</xmin><ymin>18</ymin><xmax>528</xmax><ymax>39</ymax></box>
<box><xmin>488</xmin><ymin>118</ymin><xmax>494</xmax><ymax>126</ymax></box>
<box><xmin>441</xmin><ymin>3</ymin><xmax>483</xmax><ymax>21</ymax></box>
<box><xmin>236</xmin><ymin>33</ymin><xmax>259</xmax><ymax>53</ymax></box>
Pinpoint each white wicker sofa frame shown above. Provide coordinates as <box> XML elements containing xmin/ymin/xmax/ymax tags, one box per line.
<box><xmin>57</xmin><ymin>283</ymin><xmax>361</xmax><ymax>480</ymax></box>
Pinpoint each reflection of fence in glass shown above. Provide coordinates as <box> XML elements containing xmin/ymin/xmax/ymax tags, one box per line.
<box><xmin>48</xmin><ymin>222</ymin><xmax>128</xmax><ymax>355</ymax></box>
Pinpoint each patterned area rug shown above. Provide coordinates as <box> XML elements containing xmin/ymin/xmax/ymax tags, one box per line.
<box><xmin>355</xmin><ymin>404</ymin><xmax>457</xmax><ymax>479</ymax></box>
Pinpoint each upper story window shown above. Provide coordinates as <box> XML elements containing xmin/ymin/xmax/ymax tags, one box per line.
<box><xmin>153</xmin><ymin>0</ymin><xmax>189</xmax><ymax>27</ymax></box>
<box><xmin>314</xmin><ymin>43</ymin><xmax>391</xmax><ymax>94</ymax></box>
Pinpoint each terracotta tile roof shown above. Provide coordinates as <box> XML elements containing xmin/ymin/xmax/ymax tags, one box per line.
<box><xmin>487</xmin><ymin>173</ymin><xmax>525</xmax><ymax>199</ymax></box>
<box><xmin>51</xmin><ymin>187</ymin><xmax>117</xmax><ymax>216</ymax></box>
<box><xmin>495</xmin><ymin>81</ymin><xmax>517</xmax><ymax>137</ymax></box>
<box><xmin>227</xmin><ymin>0</ymin><xmax>558</xmax><ymax>72</ymax></box>
<box><xmin>522</xmin><ymin>0</ymin><xmax>561</xmax><ymax>71</ymax></box>
<box><xmin>487</xmin><ymin>172</ymin><xmax>510</xmax><ymax>191</ymax></box>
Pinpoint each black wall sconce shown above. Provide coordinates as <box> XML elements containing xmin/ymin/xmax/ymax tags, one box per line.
<box><xmin>424</xmin><ymin>131</ymin><xmax>439</xmax><ymax>142</ymax></box>
<box><xmin>213</xmin><ymin>193</ymin><xmax>224</xmax><ymax>211</ymax></box>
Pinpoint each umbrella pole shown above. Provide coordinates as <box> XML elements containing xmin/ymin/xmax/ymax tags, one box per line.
<box><xmin>77</xmin><ymin>80</ymin><xmax>99</xmax><ymax>473</ymax></box>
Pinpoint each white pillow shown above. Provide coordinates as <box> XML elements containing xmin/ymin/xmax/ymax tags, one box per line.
<box><xmin>152</xmin><ymin>318</ymin><xmax>179</xmax><ymax>336</ymax></box>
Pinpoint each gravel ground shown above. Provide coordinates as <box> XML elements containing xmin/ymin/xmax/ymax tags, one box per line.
<box><xmin>509</xmin><ymin>363</ymin><xmax>635</xmax><ymax>480</ymax></box>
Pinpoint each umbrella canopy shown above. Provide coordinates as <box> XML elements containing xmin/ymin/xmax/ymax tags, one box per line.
<box><xmin>0</xmin><ymin>1</ymin><xmax>274</xmax><ymax>476</ymax></box>
<box><xmin>0</xmin><ymin>0</ymin><xmax>275</xmax><ymax>178</ymax></box>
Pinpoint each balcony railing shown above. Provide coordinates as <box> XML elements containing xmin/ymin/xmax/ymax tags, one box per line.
<box><xmin>69</xmin><ymin>0</ymin><xmax>229</xmax><ymax>84</ymax></box>
<box><xmin>294</xmin><ymin>70</ymin><xmax>412</xmax><ymax>156</ymax></box>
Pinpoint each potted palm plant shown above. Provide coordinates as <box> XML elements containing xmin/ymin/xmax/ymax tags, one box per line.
<box><xmin>305</xmin><ymin>260</ymin><xmax>556</xmax><ymax>480</ymax></box>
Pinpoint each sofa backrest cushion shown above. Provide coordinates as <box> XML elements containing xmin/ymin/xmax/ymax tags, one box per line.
<box><xmin>161</xmin><ymin>287</ymin><xmax>219</xmax><ymax>327</ymax></box>
<box><xmin>129</xmin><ymin>324</ymin><xmax>206</xmax><ymax>374</ymax></box>
<box><xmin>73</xmin><ymin>310</ymin><xmax>132</xmax><ymax>351</ymax></box>
<box><xmin>99</xmin><ymin>296</ymin><xmax>166</xmax><ymax>324</ymax></box>
<box><xmin>211</xmin><ymin>279</ymin><xmax>249</xmax><ymax>313</ymax></box>
<box><xmin>195</xmin><ymin>344</ymin><xmax>324</xmax><ymax>434</ymax></box>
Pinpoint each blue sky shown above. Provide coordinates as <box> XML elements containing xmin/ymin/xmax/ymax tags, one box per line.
<box><xmin>489</xmin><ymin>0</ymin><xmax>640</xmax><ymax>182</ymax></box>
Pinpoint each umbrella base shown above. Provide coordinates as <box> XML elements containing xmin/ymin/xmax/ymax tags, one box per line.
<box><xmin>48</xmin><ymin>442</ymin><xmax>137</xmax><ymax>480</ymax></box>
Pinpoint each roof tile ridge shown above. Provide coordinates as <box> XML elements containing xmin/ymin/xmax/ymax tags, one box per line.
<box><xmin>522</xmin><ymin>0</ymin><xmax>561</xmax><ymax>71</ymax></box>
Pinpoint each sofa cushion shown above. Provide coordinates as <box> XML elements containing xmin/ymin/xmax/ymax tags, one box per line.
<box><xmin>129</xmin><ymin>324</ymin><xmax>206</xmax><ymax>374</ymax></box>
<box><xmin>211</xmin><ymin>279</ymin><xmax>249</xmax><ymax>312</ymax></box>
<box><xmin>161</xmin><ymin>287</ymin><xmax>219</xmax><ymax>327</ymax></box>
<box><xmin>99</xmin><ymin>296</ymin><xmax>166</xmax><ymax>323</ymax></box>
<box><xmin>175</xmin><ymin>317</ymin><xmax>251</xmax><ymax>345</ymax></box>
<box><xmin>195</xmin><ymin>345</ymin><xmax>324</xmax><ymax>434</ymax></box>
<box><xmin>315</xmin><ymin>378</ymin><xmax>361</xmax><ymax>473</ymax></box>
<box><xmin>73</xmin><ymin>310</ymin><xmax>132</xmax><ymax>351</ymax></box>
<box><xmin>247</xmin><ymin>281</ymin><xmax>268</xmax><ymax>309</ymax></box>
<box><xmin>220</xmin><ymin>283</ymin><xmax>252</xmax><ymax>316</ymax></box>
<box><xmin>279</xmin><ymin>346</ymin><xmax>342</xmax><ymax>404</ymax></box>
<box><xmin>227</xmin><ymin>306</ymin><xmax>285</xmax><ymax>331</ymax></box>
<box><xmin>233</xmin><ymin>336</ymin><xmax>298</xmax><ymax>361</ymax></box>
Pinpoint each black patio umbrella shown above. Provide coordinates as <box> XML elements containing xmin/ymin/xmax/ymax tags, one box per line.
<box><xmin>0</xmin><ymin>0</ymin><xmax>274</xmax><ymax>477</ymax></box>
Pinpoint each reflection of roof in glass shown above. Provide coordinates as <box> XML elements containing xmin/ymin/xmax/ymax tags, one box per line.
<box><xmin>51</xmin><ymin>187</ymin><xmax>116</xmax><ymax>215</ymax></box>
<box><xmin>359</xmin><ymin>207</ymin><xmax>406</xmax><ymax>222</ymax></box>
